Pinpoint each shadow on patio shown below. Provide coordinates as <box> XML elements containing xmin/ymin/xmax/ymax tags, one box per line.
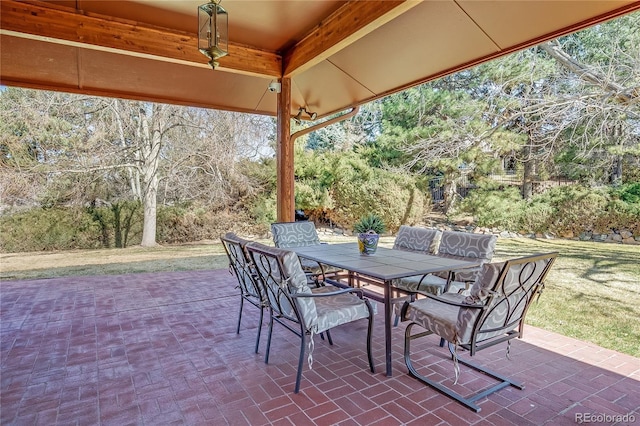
<box><xmin>1</xmin><ymin>269</ymin><xmax>638</xmax><ymax>425</ymax></box>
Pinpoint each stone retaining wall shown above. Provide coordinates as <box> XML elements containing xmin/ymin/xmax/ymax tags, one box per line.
<box><xmin>437</xmin><ymin>223</ymin><xmax>640</xmax><ymax>245</ymax></box>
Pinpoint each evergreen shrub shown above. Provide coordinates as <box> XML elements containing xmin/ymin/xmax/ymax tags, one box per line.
<box><xmin>613</xmin><ymin>182</ymin><xmax>640</xmax><ymax>204</ymax></box>
<box><xmin>0</xmin><ymin>202</ymin><xmax>265</xmax><ymax>253</ymax></box>
<box><xmin>87</xmin><ymin>201</ymin><xmax>143</xmax><ymax>248</ymax></box>
<box><xmin>538</xmin><ymin>186</ymin><xmax>608</xmax><ymax>234</ymax></box>
<box><xmin>458</xmin><ymin>186</ymin><xmax>524</xmax><ymax>230</ymax></box>
<box><xmin>327</xmin><ymin>156</ymin><xmax>424</xmax><ymax>232</ymax></box>
<box><xmin>250</xmin><ymin>194</ymin><xmax>277</xmax><ymax>227</ymax></box>
<box><xmin>156</xmin><ymin>204</ymin><xmax>263</xmax><ymax>244</ymax></box>
<box><xmin>458</xmin><ymin>182</ymin><xmax>640</xmax><ymax>237</ymax></box>
<box><xmin>0</xmin><ymin>207</ymin><xmax>103</xmax><ymax>252</ymax></box>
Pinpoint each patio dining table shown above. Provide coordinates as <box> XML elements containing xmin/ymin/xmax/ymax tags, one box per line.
<box><xmin>288</xmin><ymin>242</ymin><xmax>480</xmax><ymax>377</ymax></box>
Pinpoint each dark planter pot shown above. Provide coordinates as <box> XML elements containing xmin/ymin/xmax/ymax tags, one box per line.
<box><xmin>357</xmin><ymin>231</ymin><xmax>380</xmax><ymax>255</ymax></box>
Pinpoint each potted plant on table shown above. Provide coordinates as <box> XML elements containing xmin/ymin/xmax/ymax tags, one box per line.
<box><xmin>353</xmin><ymin>213</ymin><xmax>386</xmax><ymax>255</ymax></box>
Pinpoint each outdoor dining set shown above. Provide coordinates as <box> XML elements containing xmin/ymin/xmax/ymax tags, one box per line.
<box><xmin>221</xmin><ymin>222</ymin><xmax>557</xmax><ymax>412</ymax></box>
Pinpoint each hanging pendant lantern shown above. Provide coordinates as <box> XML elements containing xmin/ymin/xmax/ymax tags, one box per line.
<box><xmin>198</xmin><ymin>0</ymin><xmax>228</xmax><ymax>69</ymax></box>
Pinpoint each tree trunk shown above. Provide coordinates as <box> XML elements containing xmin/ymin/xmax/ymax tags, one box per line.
<box><xmin>141</xmin><ymin>175</ymin><xmax>157</xmax><ymax>247</ymax></box>
<box><xmin>112</xmin><ymin>203</ymin><xmax>122</xmax><ymax>248</ymax></box>
<box><xmin>122</xmin><ymin>202</ymin><xmax>137</xmax><ymax>248</ymax></box>
<box><xmin>112</xmin><ymin>99</ymin><xmax>141</xmax><ymax>198</ymax></box>
<box><xmin>442</xmin><ymin>179</ymin><xmax>458</xmax><ymax>215</ymax></box>
<box><xmin>610</xmin><ymin>124</ymin><xmax>623</xmax><ymax>185</ymax></box>
<box><xmin>522</xmin><ymin>142</ymin><xmax>534</xmax><ymax>199</ymax></box>
<box><xmin>138</xmin><ymin>105</ymin><xmax>162</xmax><ymax>247</ymax></box>
<box><xmin>611</xmin><ymin>156</ymin><xmax>623</xmax><ymax>185</ymax></box>
<box><xmin>89</xmin><ymin>204</ymin><xmax>110</xmax><ymax>248</ymax></box>
<box><xmin>522</xmin><ymin>162</ymin><xmax>534</xmax><ymax>199</ymax></box>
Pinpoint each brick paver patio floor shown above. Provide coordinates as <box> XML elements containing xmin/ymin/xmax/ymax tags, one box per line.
<box><xmin>1</xmin><ymin>269</ymin><xmax>639</xmax><ymax>425</ymax></box>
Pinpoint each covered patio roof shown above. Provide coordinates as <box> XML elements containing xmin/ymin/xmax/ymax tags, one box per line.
<box><xmin>2</xmin><ymin>0</ymin><xmax>639</xmax><ymax>118</ymax></box>
<box><xmin>2</xmin><ymin>0</ymin><xmax>640</xmax><ymax>221</ymax></box>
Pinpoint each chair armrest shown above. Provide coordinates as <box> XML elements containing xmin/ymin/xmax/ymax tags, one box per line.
<box><xmin>450</xmin><ymin>265</ymin><xmax>482</xmax><ymax>273</ymax></box>
<box><xmin>535</xmin><ymin>281</ymin><xmax>546</xmax><ymax>303</ymax></box>
<box><xmin>421</xmin><ymin>293</ymin><xmax>488</xmax><ymax>309</ymax></box>
<box><xmin>400</xmin><ymin>292</ymin><xmax>490</xmax><ymax>322</ymax></box>
<box><xmin>444</xmin><ymin>265</ymin><xmax>483</xmax><ymax>293</ymax></box>
<box><xmin>290</xmin><ymin>287</ymin><xmax>365</xmax><ymax>299</ymax></box>
<box><xmin>413</xmin><ymin>265</ymin><xmax>480</xmax><ymax>294</ymax></box>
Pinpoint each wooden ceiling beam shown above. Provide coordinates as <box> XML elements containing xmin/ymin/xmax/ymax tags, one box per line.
<box><xmin>0</xmin><ymin>0</ymin><xmax>282</xmax><ymax>79</ymax></box>
<box><xmin>282</xmin><ymin>0</ymin><xmax>420</xmax><ymax>78</ymax></box>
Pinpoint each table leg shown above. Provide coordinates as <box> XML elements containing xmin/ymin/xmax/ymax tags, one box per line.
<box><xmin>384</xmin><ymin>280</ymin><xmax>392</xmax><ymax>376</ymax></box>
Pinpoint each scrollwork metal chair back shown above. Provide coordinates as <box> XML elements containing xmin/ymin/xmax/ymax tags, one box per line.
<box><xmin>466</xmin><ymin>253</ymin><xmax>554</xmax><ymax>354</ymax></box>
<box><xmin>220</xmin><ymin>233</ymin><xmax>266</xmax><ymax>354</ymax></box>
<box><xmin>250</xmin><ymin>243</ymin><xmax>300</xmax><ymax>324</ymax></box>
<box><xmin>390</xmin><ymin>226</ymin><xmax>442</xmax><ymax>326</ymax></box>
<box><xmin>418</xmin><ymin>231</ymin><xmax>498</xmax><ymax>296</ymax></box>
<box><xmin>245</xmin><ymin>242</ymin><xmax>375</xmax><ymax>394</ymax></box>
<box><xmin>401</xmin><ymin>252</ymin><xmax>557</xmax><ymax>412</ymax></box>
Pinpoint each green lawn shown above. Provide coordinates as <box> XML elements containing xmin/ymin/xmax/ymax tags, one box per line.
<box><xmin>1</xmin><ymin>236</ymin><xmax>638</xmax><ymax>357</ymax></box>
<box><xmin>493</xmin><ymin>238</ymin><xmax>640</xmax><ymax>357</ymax></box>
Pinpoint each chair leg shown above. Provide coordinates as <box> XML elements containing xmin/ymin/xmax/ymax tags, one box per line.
<box><xmin>394</xmin><ymin>292</ymin><xmax>415</xmax><ymax>327</ymax></box>
<box><xmin>264</xmin><ymin>310</ymin><xmax>274</xmax><ymax>364</ymax></box>
<box><xmin>404</xmin><ymin>322</ymin><xmax>523</xmax><ymax>413</ymax></box>
<box><xmin>366</xmin><ymin>308</ymin><xmax>375</xmax><ymax>373</ymax></box>
<box><xmin>236</xmin><ymin>296</ymin><xmax>244</xmax><ymax>334</ymax></box>
<box><xmin>294</xmin><ymin>334</ymin><xmax>306</xmax><ymax>394</ymax></box>
<box><xmin>318</xmin><ymin>331</ymin><xmax>331</xmax><ymax>343</ymax></box>
<box><xmin>325</xmin><ymin>330</ymin><xmax>334</xmax><ymax>346</ymax></box>
<box><xmin>254</xmin><ymin>306</ymin><xmax>264</xmax><ymax>354</ymax></box>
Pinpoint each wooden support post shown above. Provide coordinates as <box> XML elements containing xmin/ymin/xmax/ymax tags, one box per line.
<box><xmin>276</xmin><ymin>77</ymin><xmax>294</xmax><ymax>222</ymax></box>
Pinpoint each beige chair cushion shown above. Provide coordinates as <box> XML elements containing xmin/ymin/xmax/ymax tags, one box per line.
<box><xmin>271</xmin><ymin>221</ymin><xmax>321</xmax><ymax>248</ymax></box>
<box><xmin>393</xmin><ymin>226</ymin><xmax>441</xmax><ymax>254</ymax></box>
<box><xmin>431</xmin><ymin>231</ymin><xmax>498</xmax><ymax>283</ymax></box>
<box><xmin>395</xmin><ymin>274</ymin><xmax>468</xmax><ymax>295</ymax></box>
<box><xmin>403</xmin><ymin>261</ymin><xmax>506</xmax><ymax>345</ymax></box>
<box><xmin>247</xmin><ymin>243</ymin><xmax>372</xmax><ymax>334</ymax></box>
<box><xmin>271</xmin><ymin>221</ymin><xmax>340</xmax><ymax>277</ymax></box>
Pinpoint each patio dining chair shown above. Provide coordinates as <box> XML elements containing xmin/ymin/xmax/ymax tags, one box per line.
<box><xmin>271</xmin><ymin>221</ymin><xmax>341</xmax><ymax>282</ymax></box>
<box><xmin>220</xmin><ymin>232</ymin><xmax>267</xmax><ymax>354</ymax></box>
<box><xmin>394</xmin><ymin>230</ymin><xmax>498</xmax><ymax>346</ymax></box>
<box><xmin>399</xmin><ymin>231</ymin><xmax>498</xmax><ymax>297</ymax></box>
<box><xmin>400</xmin><ymin>252</ymin><xmax>558</xmax><ymax>412</ymax></box>
<box><xmin>245</xmin><ymin>241</ymin><xmax>375</xmax><ymax>393</ymax></box>
<box><xmin>389</xmin><ymin>226</ymin><xmax>442</xmax><ymax>325</ymax></box>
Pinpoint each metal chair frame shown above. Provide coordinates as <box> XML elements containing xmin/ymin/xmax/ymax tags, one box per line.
<box><xmin>246</xmin><ymin>242</ymin><xmax>375</xmax><ymax>394</ymax></box>
<box><xmin>401</xmin><ymin>252</ymin><xmax>558</xmax><ymax>412</ymax></box>
<box><xmin>220</xmin><ymin>233</ymin><xmax>267</xmax><ymax>354</ymax></box>
<box><xmin>390</xmin><ymin>226</ymin><xmax>442</xmax><ymax>326</ymax></box>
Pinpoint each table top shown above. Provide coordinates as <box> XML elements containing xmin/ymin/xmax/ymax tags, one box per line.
<box><xmin>289</xmin><ymin>243</ymin><xmax>479</xmax><ymax>281</ymax></box>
